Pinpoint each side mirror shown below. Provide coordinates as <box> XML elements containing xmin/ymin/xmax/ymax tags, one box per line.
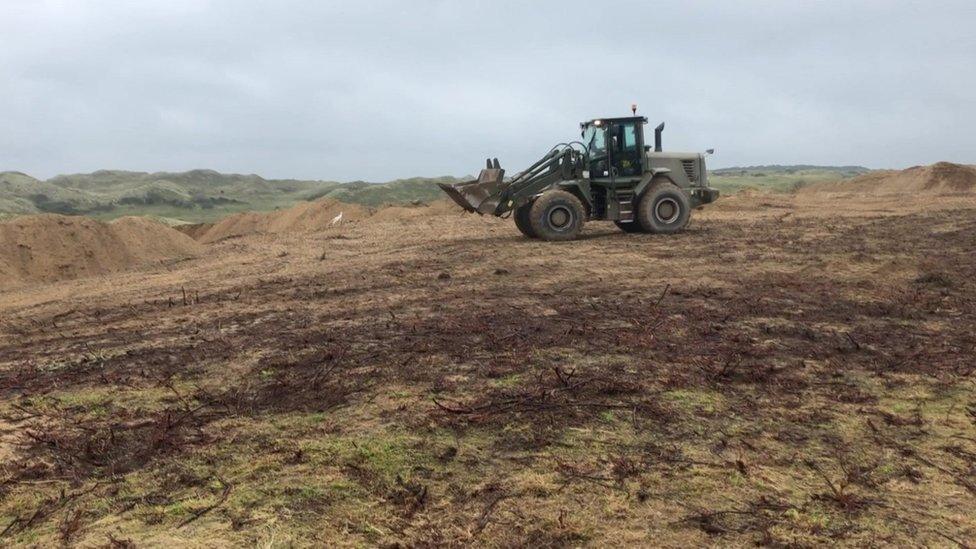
<box><xmin>705</xmin><ymin>148</ymin><xmax>715</xmax><ymax>155</ymax></box>
<box><xmin>612</xmin><ymin>136</ymin><xmax>618</xmax><ymax>148</ymax></box>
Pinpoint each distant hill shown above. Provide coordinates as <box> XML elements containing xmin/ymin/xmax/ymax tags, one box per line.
<box><xmin>711</xmin><ymin>165</ymin><xmax>869</xmax><ymax>175</ymax></box>
<box><xmin>0</xmin><ymin>171</ymin><xmax>110</xmax><ymax>216</ymax></box>
<box><xmin>316</xmin><ymin>176</ymin><xmax>462</xmax><ymax>207</ymax></box>
<box><xmin>0</xmin><ymin>164</ymin><xmax>877</xmax><ymax>223</ymax></box>
<box><xmin>0</xmin><ymin>170</ymin><xmax>462</xmax><ymax>223</ymax></box>
<box><xmin>708</xmin><ymin>165</ymin><xmax>871</xmax><ymax>194</ymax></box>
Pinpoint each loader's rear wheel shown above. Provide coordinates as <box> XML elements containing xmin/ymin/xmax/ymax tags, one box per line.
<box><xmin>636</xmin><ymin>180</ymin><xmax>691</xmax><ymax>234</ymax></box>
<box><xmin>514</xmin><ymin>200</ymin><xmax>538</xmax><ymax>238</ymax></box>
<box><xmin>614</xmin><ymin>220</ymin><xmax>644</xmax><ymax>233</ymax></box>
<box><xmin>529</xmin><ymin>190</ymin><xmax>585</xmax><ymax>241</ymax></box>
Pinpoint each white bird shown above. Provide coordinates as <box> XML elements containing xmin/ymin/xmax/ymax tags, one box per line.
<box><xmin>330</xmin><ymin>211</ymin><xmax>343</xmax><ymax>226</ymax></box>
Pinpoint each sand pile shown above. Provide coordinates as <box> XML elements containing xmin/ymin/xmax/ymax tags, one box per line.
<box><xmin>110</xmin><ymin>217</ymin><xmax>205</xmax><ymax>263</ymax></box>
<box><xmin>265</xmin><ymin>198</ymin><xmax>369</xmax><ymax>232</ymax></box>
<box><xmin>369</xmin><ymin>199</ymin><xmax>461</xmax><ymax>222</ymax></box>
<box><xmin>174</xmin><ymin>222</ymin><xmax>214</xmax><ymax>240</ymax></box>
<box><xmin>199</xmin><ymin>198</ymin><xmax>369</xmax><ymax>243</ymax></box>
<box><xmin>0</xmin><ymin>214</ymin><xmax>203</xmax><ymax>287</ymax></box>
<box><xmin>159</xmin><ymin>197</ymin><xmax>481</xmax><ymax>243</ymax></box>
<box><xmin>802</xmin><ymin>162</ymin><xmax>976</xmax><ymax>195</ymax></box>
<box><xmin>194</xmin><ymin>198</ymin><xmax>461</xmax><ymax>242</ymax></box>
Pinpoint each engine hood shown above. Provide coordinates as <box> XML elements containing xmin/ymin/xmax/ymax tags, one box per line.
<box><xmin>646</xmin><ymin>151</ymin><xmax>703</xmax><ymax>161</ymax></box>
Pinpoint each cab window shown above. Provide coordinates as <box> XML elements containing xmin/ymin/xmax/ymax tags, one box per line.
<box><xmin>584</xmin><ymin>125</ymin><xmax>606</xmax><ymax>154</ymax></box>
<box><xmin>609</xmin><ymin>123</ymin><xmax>637</xmax><ymax>151</ymax></box>
<box><xmin>622</xmin><ymin>123</ymin><xmax>637</xmax><ymax>150</ymax></box>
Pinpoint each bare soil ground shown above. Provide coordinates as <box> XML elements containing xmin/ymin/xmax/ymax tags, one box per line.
<box><xmin>1</xmin><ymin>192</ymin><xmax>975</xmax><ymax>547</ymax></box>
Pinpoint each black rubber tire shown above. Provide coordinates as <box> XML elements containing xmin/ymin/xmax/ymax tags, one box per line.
<box><xmin>528</xmin><ymin>190</ymin><xmax>585</xmax><ymax>241</ymax></box>
<box><xmin>636</xmin><ymin>180</ymin><xmax>691</xmax><ymax>234</ymax></box>
<box><xmin>513</xmin><ymin>200</ymin><xmax>538</xmax><ymax>238</ymax></box>
<box><xmin>614</xmin><ymin>220</ymin><xmax>644</xmax><ymax>233</ymax></box>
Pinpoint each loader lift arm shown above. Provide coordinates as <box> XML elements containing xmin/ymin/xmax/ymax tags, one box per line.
<box><xmin>438</xmin><ymin>145</ymin><xmax>586</xmax><ymax>217</ymax></box>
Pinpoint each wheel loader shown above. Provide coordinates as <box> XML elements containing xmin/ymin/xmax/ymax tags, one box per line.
<box><xmin>438</xmin><ymin>115</ymin><xmax>719</xmax><ymax>241</ymax></box>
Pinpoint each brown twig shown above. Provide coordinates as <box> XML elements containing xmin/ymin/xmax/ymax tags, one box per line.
<box><xmin>178</xmin><ymin>475</ymin><xmax>232</xmax><ymax>528</ymax></box>
<box><xmin>432</xmin><ymin>398</ymin><xmax>475</xmax><ymax>414</ymax></box>
<box><xmin>473</xmin><ymin>493</ymin><xmax>508</xmax><ymax>534</ymax></box>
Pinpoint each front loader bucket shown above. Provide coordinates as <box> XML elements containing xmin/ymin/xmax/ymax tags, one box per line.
<box><xmin>438</xmin><ymin>158</ymin><xmax>507</xmax><ymax>215</ymax></box>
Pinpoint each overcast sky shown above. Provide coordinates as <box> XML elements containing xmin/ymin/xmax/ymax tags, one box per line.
<box><xmin>2</xmin><ymin>1</ymin><xmax>975</xmax><ymax>181</ymax></box>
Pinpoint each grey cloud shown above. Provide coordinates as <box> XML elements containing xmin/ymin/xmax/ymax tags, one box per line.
<box><xmin>2</xmin><ymin>0</ymin><xmax>975</xmax><ymax>180</ymax></box>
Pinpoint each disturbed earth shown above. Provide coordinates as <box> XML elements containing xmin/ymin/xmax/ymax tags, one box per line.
<box><xmin>1</xmin><ymin>191</ymin><xmax>975</xmax><ymax>547</ymax></box>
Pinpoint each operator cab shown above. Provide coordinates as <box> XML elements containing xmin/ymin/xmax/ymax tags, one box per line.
<box><xmin>580</xmin><ymin>116</ymin><xmax>647</xmax><ymax>182</ymax></box>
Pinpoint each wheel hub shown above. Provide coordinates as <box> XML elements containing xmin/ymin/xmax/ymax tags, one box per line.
<box><xmin>655</xmin><ymin>198</ymin><xmax>680</xmax><ymax>224</ymax></box>
<box><xmin>548</xmin><ymin>206</ymin><xmax>572</xmax><ymax>229</ymax></box>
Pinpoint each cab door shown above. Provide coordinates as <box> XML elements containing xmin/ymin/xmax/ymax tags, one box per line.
<box><xmin>609</xmin><ymin>121</ymin><xmax>644</xmax><ymax>180</ymax></box>
<box><xmin>586</xmin><ymin>125</ymin><xmax>611</xmax><ymax>181</ymax></box>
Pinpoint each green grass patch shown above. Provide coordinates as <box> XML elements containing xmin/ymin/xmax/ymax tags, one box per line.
<box><xmin>664</xmin><ymin>388</ymin><xmax>726</xmax><ymax>414</ymax></box>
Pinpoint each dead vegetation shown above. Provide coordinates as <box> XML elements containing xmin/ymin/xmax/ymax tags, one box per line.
<box><xmin>0</xmin><ymin>191</ymin><xmax>974</xmax><ymax>546</ymax></box>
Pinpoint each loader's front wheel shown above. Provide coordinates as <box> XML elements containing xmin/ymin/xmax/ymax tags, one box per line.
<box><xmin>636</xmin><ymin>181</ymin><xmax>691</xmax><ymax>234</ymax></box>
<box><xmin>514</xmin><ymin>200</ymin><xmax>538</xmax><ymax>238</ymax></box>
<box><xmin>529</xmin><ymin>190</ymin><xmax>585</xmax><ymax>241</ymax></box>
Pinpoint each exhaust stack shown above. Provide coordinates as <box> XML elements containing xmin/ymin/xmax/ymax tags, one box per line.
<box><xmin>654</xmin><ymin>122</ymin><xmax>665</xmax><ymax>152</ymax></box>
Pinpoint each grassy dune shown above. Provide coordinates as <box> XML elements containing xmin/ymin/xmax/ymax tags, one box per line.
<box><xmin>1</xmin><ymin>166</ymin><xmax>868</xmax><ymax>224</ymax></box>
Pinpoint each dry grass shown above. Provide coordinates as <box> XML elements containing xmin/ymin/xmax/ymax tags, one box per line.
<box><xmin>1</xmin><ymin>192</ymin><xmax>974</xmax><ymax>546</ymax></box>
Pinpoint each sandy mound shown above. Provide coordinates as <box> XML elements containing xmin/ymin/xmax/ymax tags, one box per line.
<box><xmin>109</xmin><ymin>217</ymin><xmax>205</xmax><ymax>263</ymax></box>
<box><xmin>198</xmin><ymin>212</ymin><xmax>266</xmax><ymax>243</ymax></box>
<box><xmin>0</xmin><ymin>214</ymin><xmax>203</xmax><ymax>287</ymax></box>
<box><xmin>266</xmin><ymin>198</ymin><xmax>369</xmax><ymax>232</ymax></box>
<box><xmin>369</xmin><ymin>199</ymin><xmax>462</xmax><ymax>222</ymax></box>
<box><xmin>199</xmin><ymin>199</ymin><xmax>369</xmax><ymax>243</ymax></box>
<box><xmin>369</xmin><ymin>206</ymin><xmax>424</xmax><ymax>223</ymax></box>
<box><xmin>174</xmin><ymin>222</ymin><xmax>214</xmax><ymax>240</ymax></box>
<box><xmin>420</xmin><ymin>199</ymin><xmax>464</xmax><ymax>215</ymax></box>
<box><xmin>184</xmin><ymin>198</ymin><xmax>490</xmax><ymax>242</ymax></box>
<box><xmin>802</xmin><ymin>162</ymin><xmax>976</xmax><ymax>196</ymax></box>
